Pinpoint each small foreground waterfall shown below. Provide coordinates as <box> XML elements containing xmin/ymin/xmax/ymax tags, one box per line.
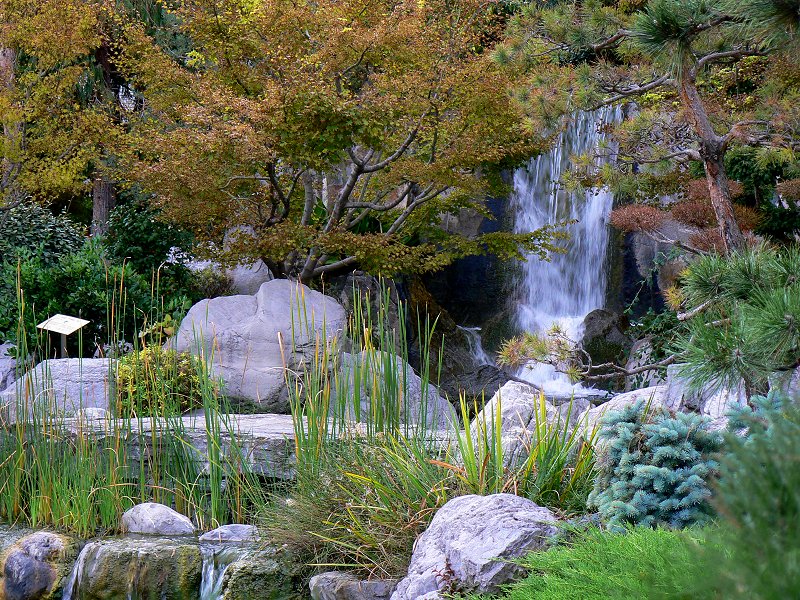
<box><xmin>512</xmin><ymin>108</ymin><xmax>619</xmax><ymax>396</ymax></box>
<box><xmin>199</xmin><ymin>545</ymin><xmax>240</xmax><ymax>600</ymax></box>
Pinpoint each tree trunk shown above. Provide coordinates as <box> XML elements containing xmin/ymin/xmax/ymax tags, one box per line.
<box><xmin>701</xmin><ymin>140</ymin><xmax>747</xmax><ymax>252</ymax></box>
<box><xmin>0</xmin><ymin>47</ymin><xmax>20</xmax><ymax>197</ymax></box>
<box><xmin>91</xmin><ymin>175</ymin><xmax>116</xmax><ymax>236</ymax></box>
<box><xmin>680</xmin><ymin>78</ymin><xmax>746</xmax><ymax>253</ymax></box>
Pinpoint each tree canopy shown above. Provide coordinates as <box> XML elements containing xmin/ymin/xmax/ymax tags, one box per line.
<box><xmin>108</xmin><ymin>0</ymin><xmax>562</xmax><ymax>282</ymax></box>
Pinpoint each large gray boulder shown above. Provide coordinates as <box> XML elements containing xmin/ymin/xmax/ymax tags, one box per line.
<box><xmin>579</xmin><ymin>386</ymin><xmax>667</xmax><ymax>435</ymax></box>
<box><xmin>623</xmin><ymin>337</ymin><xmax>667</xmax><ymax>391</ymax></box>
<box><xmin>173</xmin><ymin>279</ymin><xmax>347</xmax><ymax>413</ymax></box>
<box><xmin>227</xmin><ymin>260</ymin><xmax>274</xmax><ymax>296</ymax></box>
<box><xmin>664</xmin><ymin>364</ymin><xmax>747</xmax><ymax>420</ymax></box>
<box><xmin>310</xmin><ymin>572</ymin><xmax>397</xmax><ymax>600</ymax></box>
<box><xmin>199</xmin><ymin>524</ymin><xmax>258</xmax><ymax>543</ymax></box>
<box><xmin>770</xmin><ymin>366</ymin><xmax>800</xmax><ymax>400</ymax></box>
<box><xmin>580</xmin><ymin>309</ymin><xmax>632</xmax><ymax>369</ymax></box>
<box><xmin>0</xmin><ymin>359</ymin><xmax>113</xmax><ymax>425</ymax></box>
<box><xmin>121</xmin><ymin>503</ymin><xmax>195</xmax><ymax>536</ymax></box>
<box><xmin>338</xmin><ymin>352</ymin><xmax>455</xmax><ymax>430</ymax></box>
<box><xmin>391</xmin><ymin>494</ymin><xmax>558</xmax><ymax>599</ymax></box>
<box><xmin>187</xmin><ymin>258</ymin><xmax>274</xmax><ymax>296</ymax></box>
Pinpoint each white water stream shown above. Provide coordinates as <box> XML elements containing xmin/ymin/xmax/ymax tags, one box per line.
<box><xmin>511</xmin><ymin>108</ymin><xmax>619</xmax><ymax>396</ymax></box>
<box><xmin>199</xmin><ymin>545</ymin><xmax>240</xmax><ymax>600</ymax></box>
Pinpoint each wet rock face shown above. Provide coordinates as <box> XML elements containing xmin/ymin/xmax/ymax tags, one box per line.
<box><xmin>121</xmin><ymin>503</ymin><xmax>196</xmax><ymax>536</ymax></box>
<box><xmin>0</xmin><ymin>531</ymin><xmax>79</xmax><ymax>600</ymax></box>
<box><xmin>214</xmin><ymin>545</ymin><xmax>303</xmax><ymax>600</ymax></box>
<box><xmin>64</xmin><ymin>538</ymin><xmax>202</xmax><ymax>600</ymax></box>
<box><xmin>580</xmin><ymin>309</ymin><xmax>632</xmax><ymax>370</ymax></box>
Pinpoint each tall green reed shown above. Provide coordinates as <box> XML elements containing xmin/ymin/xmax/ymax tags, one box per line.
<box><xmin>271</xmin><ymin>280</ymin><xmax>595</xmax><ymax>578</ymax></box>
<box><xmin>0</xmin><ymin>263</ymin><xmax>265</xmax><ymax>536</ymax></box>
<box><xmin>446</xmin><ymin>392</ymin><xmax>596</xmax><ymax>512</ymax></box>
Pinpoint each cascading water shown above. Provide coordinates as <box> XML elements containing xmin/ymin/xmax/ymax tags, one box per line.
<box><xmin>457</xmin><ymin>326</ymin><xmax>495</xmax><ymax>366</ymax></box>
<box><xmin>61</xmin><ymin>538</ymin><xmax>251</xmax><ymax>600</ymax></box>
<box><xmin>199</xmin><ymin>545</ymin><xmax>241</xmax><ymax>600</ymax></box>
<box><xmin>511</xmin><ymin>108</ymin><xmax>619</xmax><ymax>396</ymax></box>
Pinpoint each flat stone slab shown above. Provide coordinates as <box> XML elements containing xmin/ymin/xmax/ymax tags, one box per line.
<box><xmin>56</xmin><ymin>413</ymin><xmax>452</xmax><ymax>481</ymax></box>
<box><xmin>59</xmin><ymin>413</ymin><xmax>298</xmax><ymax>480</ymax></box>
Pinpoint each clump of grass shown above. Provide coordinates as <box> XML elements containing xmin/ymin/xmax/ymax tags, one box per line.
<box><xmin>265</xmin><ymin>280</ymin><xmax>596</xmax><ymax>578</ymax></box>
<box><xmin>445</xmin><ymin>393</ymin><xmax>595</xmax><ymax>515</ymax></box>
<box><xmin>473</xmin><ymin>527</ymin><xmax>710</xmax><ymax>600</ymax></box>
<box><xmin>265</xmin><ymin>434</ymin><xmax>452</xmax><ymax>579</ymax></box>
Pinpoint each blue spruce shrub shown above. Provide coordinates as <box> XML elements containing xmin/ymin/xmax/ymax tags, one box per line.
<box><xmin>589</xmin><ymin>400</ymin><xmax>722</xmax><ymax>529</ymax></box>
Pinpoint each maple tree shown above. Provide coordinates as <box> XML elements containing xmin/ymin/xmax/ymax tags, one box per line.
<box><xmin>497</xmin><ymin>0</ymin><xmax>800</xmax><ymax>254</ymax></box>
<box><xmin>119</xmin><ymin>0</ymin><xmax>561</xmax><ymax>283</ymax></box>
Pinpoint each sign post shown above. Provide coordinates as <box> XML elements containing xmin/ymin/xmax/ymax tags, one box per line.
<box><xmin>37</xmin><ymin>314</ymin><xmax>90</xmax><ymax>358</ymax></box>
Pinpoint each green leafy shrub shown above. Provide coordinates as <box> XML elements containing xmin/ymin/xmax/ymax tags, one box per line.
<box><xmin>105</xmin><ymin>197</ymin><xmax>202</xmax><ymax>302</ymax></box>
<box><xmin>116</xmin><ymin>346</ymin><xmax>204</xmax><ymax>416</ymax></box>
<box><xmin>476</xmin><ymin>527</ymin><xmax>708</xmax><ymax>600</ymax></box>
<box><xmin>589</xmin><ymin>400</ymin><xmax>722</xmax><ymax>529</ymax></box>
<box><xmin>0</xmin><ymin>203</ymin><xmax>84</xmax><ymax>265</ymax></box>
<box><xmin>0</xmin><ymin>239</ymin><xmax>157</xmax><ymax>350</ymax></box>
<box><xmin>105</xmin><ymin>198</ymin><xmax>194</xmax><ymax>274</ymax></box>
<box><xmin>695</xmin><ymin>397</ymin><xmax>800</xmax><ymax>598</ymax></box>
<box><xmin>191</xmin><ymin>266</ymin><xmax>235</xmax><ymax>299</ymax></box>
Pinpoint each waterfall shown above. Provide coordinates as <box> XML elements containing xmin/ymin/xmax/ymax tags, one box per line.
<box><xmin>457</xmin><ymin>326</ymin><xmax>494</xmax><ymax>366</ymax></box>
<box><xmin>200</xmin><ymin>545</ymin><xmax>241</xmax><ymax>600</ymax></box>
<box><xmin>511</xmin><ymin>108</ymin><xmax>619</xmax><ymax>396</ymax></box>
<box><xmin>61</xmin><ymin>539</ymin><xmax>246</xmax><ymax>600</ymax></box>
<box><xmin>61</xmin><ymin>541</ymin><xmax>92</xmax><ymax>600</ymax></box>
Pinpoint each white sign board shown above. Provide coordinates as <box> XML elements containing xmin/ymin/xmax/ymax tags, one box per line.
<box><xmin>37</xmin><ymin>314</ymin><xmax>90</xmax><ymax>336</ymax></box>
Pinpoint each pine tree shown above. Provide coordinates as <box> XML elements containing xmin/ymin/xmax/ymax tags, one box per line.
<box><xmin>677</xmin><ymin>245</ymin><xmax>800</xmax><ymax>394</ymax></box>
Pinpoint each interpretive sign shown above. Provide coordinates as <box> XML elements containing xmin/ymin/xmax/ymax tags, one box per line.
<box><xmin>37</xmin><ymin>314</ymin><xmax>90</xmax><ymax>357</ymax></box>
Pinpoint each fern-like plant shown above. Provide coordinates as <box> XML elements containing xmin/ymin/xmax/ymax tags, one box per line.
<box><xmin>589</xmin><ymin>400</ymin><xmax>722</xmax><ymax>529</ymax></box>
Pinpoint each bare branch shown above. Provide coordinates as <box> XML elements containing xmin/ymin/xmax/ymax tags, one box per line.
<box><xmin>584</xmin><ymin>354</ymin><xmax>680</xmax><ymax>382</ymax></box>
<box><xmin>591</xmin><ymin>30</ymin><xmax>632</xmax><ymax>52</ymax></box>
<box><xmin>604</xmin><ymin>75</ymin><xmax>673</xmax><ymax>104</ymax></box>
<box><xmin>696</xmin><ymin>48</ymin><xmax>767</xmax><ymax>70</ymax></box>
<box><xmin>313</xmin><ymin>256</ymin><xmax>358</xmax><ymax>277</ymax></box>
<box><xmin>678</xmin><ymin>299</ymin><xmax>714</xmax><ymax>321</ymax></box>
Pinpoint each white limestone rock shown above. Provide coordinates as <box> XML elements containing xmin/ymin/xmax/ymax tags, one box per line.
<box><xmin>0</xmin><ymin>358</ymin><xmax>114</xmax><ymax>425</ymax></box>
<box><xmin>121</xmin><ymin>503</ymin><xmax>195</xmax><ymax>536</ymax></box>
<box><xmin>173</xmin><ymin>279</ymin><xmax>347</xmax><ymax>412</ymax></box>
<box><xmin>391</xmin><ymin>494</ymin><xmax>558</xmax><ymax>599</ymax></box>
